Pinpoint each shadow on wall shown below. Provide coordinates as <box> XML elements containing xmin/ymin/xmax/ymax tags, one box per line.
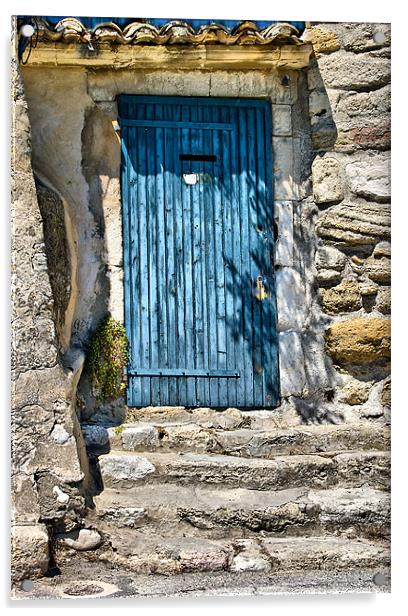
<box><xmin>285</xmin><ymin>61</ymin><xmax>340</xmax><ymax>421</ymax></box>
<box><xmin>33</xmin><ymin>174</ymin><xmax>83</xmax><ymax>358</ymax></box>
<box><xmin>307</xmin><ymin>53</ymin><xmax>338</xmax><ymax>160</ymax></box>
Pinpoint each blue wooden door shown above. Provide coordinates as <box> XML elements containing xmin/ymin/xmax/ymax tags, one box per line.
<box><xmin>119</xmin><ymin>95</ymin><xmax>279</xmax><ymax>408</ymax></box>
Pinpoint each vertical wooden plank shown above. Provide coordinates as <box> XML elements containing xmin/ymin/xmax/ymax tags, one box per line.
<box><xmin>163</xmin><ymin>111</ymin><xmax>177</xmax><ymax>405</ymax></box>
<box><xmin>121</xmin><ymin>125</ymin><xmax>133</xmax><ymax>405</ymax></box>
<box><xmin>201</xmin><ymin>106</ymin><xmax>218</xmax><ymax>407</ymax></box>
<box><xmin>154</xmin><ymin>103</ymin><xmax>169</xmax><ymax>405</ymax></box>
<box><xmin>247</xmin><ymin>106</ymin><xmax>263</xmax><ymax>408</ymax></box>
<box><xmin>172</xmin><ymin>103</ymin><xmax>184</xmax><ymax>404</ymax></box>
<box><xmin>212</xmin><ymin>125</ymin><xmax>227</xmax><ymax>406</ymax></box>
<box><xmin>127</xmin><ymin>126</ymin><xmax>143</xmax><ymax>406</ymax></box>
<box><xmin>135</xmin><ymin>121</ymin><xmax>152</xmax><ymax>407</ymax></box>
<box><xmin>220</xmin><ymin>107</ymin><xmax>236</xmax><ymax>407</ymax></box>
<box><xmin>256</xmin><ymin>105</ymin><xmax>275</xmax><ymax>407</ymax></box>
<box><xmin>144</xmin><ymin>103</ymin><xmax>160</xmax><ymax>405</ymax></box>
<box><xmin>238</xmin><ymin>106</ymin><xmax>254</xmax><ymax>408</ymax></box>
<box><xmin>173</xmin><ymin>110</ymin><xmax>187</xmax><ymax>404</ymax></box>
<box><xmin>262</xmin><ymin>102</ymin><xmax>280</xmax><ymax>406</ymax></box>
<box><xmin>189</xmin><ymin>117</ymin><xmax>206</xmax><ymax>405</ymax></box>
<box><xmin>135</xmin><ymin>117</ymin><xmax>146</xmax><ymax>406</ymax></box>
<box><xmin>197</xmin><ymin>109</ymin><xmax>210</xmax><ymax>405</ymax></box>
<box><xmin>186</xmin><ymin>104</ymin><xmax>198</xmax><ymax>404</ymax></box>
<box><xmin>254</xmin><ymin>106</ymin><xmax>267</xmax><ymax>406</ymax></box>
<box><xmin>229</xmin><ymin>109</ymin><xmax>245</xmax><ymax>407</ymax></box>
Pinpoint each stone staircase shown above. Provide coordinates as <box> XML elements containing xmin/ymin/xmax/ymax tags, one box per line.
<box><xmin>80</xmin><ymin>408</ymin><xmax>390</xmax><ymax>579</ymax></box>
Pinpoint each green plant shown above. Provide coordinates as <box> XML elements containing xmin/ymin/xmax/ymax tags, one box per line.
<box><xmin>88</xmin><ymin>315</ymin><xmax>128</xmax><ymax>402</ymax></box>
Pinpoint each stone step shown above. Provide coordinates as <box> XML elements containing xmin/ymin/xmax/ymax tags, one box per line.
<box><xmin>84</xmin><ymin>422</ymin><xmax>390</xmax><ymax>458</ymax></box>
<box><xmin>98</xmin><ymin>449</ymin><xmax>390</xmax><ymax>491</ymax></box>
<box><xmin>81</xmin><ymin>533</ymin><xmax>390</xmax><ymax>576</ymax></box>
<box><xmin>94</xmin><ymin>484</ymin><xmax>390</xmax><ymax>540</ymax></box>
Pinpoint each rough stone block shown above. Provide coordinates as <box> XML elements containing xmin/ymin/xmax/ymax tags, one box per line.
<box><xmin>193</xmin><ymin>408</ymin><xmax>243</xmax><ymax>430</ymax></box>
<box><xmin>178</xmin><ymin>542</ymin><xmax>230</xmax><ymax>573</ymax></box>
<box><xmin>98</xmin><ymin>505</ymin><xmax>147</xmax><ymax>528</ymax></box>
<box><xmin>359</xmin><ymin>281</ymin><xmax>379</xmax><ymax>297</ymax></box>
<box><xmin>230</xmin><ymin>540</ymin><xmax>271</xmax><ymax>572</ymax></box>
<box><xmin>360</xmin><ymin>381</ymin><xmax>386</xmax><ymax>419</ymax></box>
<box><xmin>301</xmin><ymin>331</ymin><xmax>333</xmax><ymax>394</ymax></box>
<box><xmin>319</xmin><ymin>280</ymin><xmax>362</xmax><ymax>314</ymax></box>
<box><xmin>278</xmin><ymin>331</ymin><xmax>306</xmax><ymax>397</ymax></box>
<box><xmin>308</xmin><ymin>486</ymin><xmax>390</xmax><ymax>535</ymax></box>
<box><xmin>263</xmin><ymin>536</ymin><xmax>389</xmax><ymax>570</ymax></box>
<box><xmin>316</xmin><ymin>202</ymin><xmax>390</xmax><ymax>247</ymax></box>
<box><xmin>325</xmin><ymin>316</ymin><xmax>391</xmax><ymax>365</ymax></box>
<box><xmin>312</xmin><ymin>157</ymin><xmax>344</xmax><ymax>204</ymax></box>
<box><xmin>342</xmin><ymin>23</ymin><xmax>391</xmax><ymax>53</ymax></box>
<box><xmin>303</xmin><ymin>26</ymin><xmax>341</xmax><ymax>54</ymax></box>
<box><xmin>82</xmin><ymin>424</ymin><xmax>110</xmax><ymax>448</ymax></box>
<box><xmin>11</xmin><ymin>524</ymin><xmax>49</xmax><ymax>582</ymax></box>
<box><xmin>12</xmin><ymin>317</ymin><xmax>58</xmax><ymax>375</ymax></box>
<box><xmin>161</xmin><ymin>424</ymin><xmax>213</xmax><ymax>451</ymax></box>
<box><xmin>316</xmin><ymin>51</ymin><xmax>390</xmax><ymax>91</ymax></box>
<box><xmin>335</xmin><ymin>125</ymin><xmax>391</xmax><ymax>152</ymax></box>
<box><xmin>365</xmin><ymin>256</ymin><xmax>391</xmax><ymax>284</ymax></box>
<box><xmin>11</xmin><ymin>474</ymin><xmax>41</xmax><ymax>524</ymax></box>
<box><xmin>315</xmin><ymin>246</ymin><xmax>347</xmax><ymax>272</ymax></box>
<box><xmin>346</xmin><ymin>154</ymin><xmax>390</xmax><ymax>202</ymax></box>
<box><xmin>99</xmin><ymin>454</ymin><xmax>156</xmax><ymax>485</ymax></box>
<box><xmin>334</xmin><ymin>86</ymin><xmax>390</xmax><ymax>126</ymax></box>
<box><xmin>274</xmin><ymin>201</ymin><xmax>294</xmax><ymax>266</ymax></box>
<box><xmin>272</xmin><ymin>105</ymin><xmax>292</xmax><ymax>136</ymax></box>
<box><xmin>144</xmin><ymin>71</ymin><xmax>211</xmax><ymax>97</ymax></box>
<box><xmin>373</xmin><ymin>241</ymin><xmax>391</xmax><ymax>258</ymax></box>
<box><xmin>33</xmin><ymin>433</ymin><xmax>84</xmax><ymax>484</ymax></box>
<box><xmin>375</xmin><ymin>287</ymin><xmax>391</xmax><ymax>315</ymax></box>
<box><xmin>308</xmin><ymin>90</ymin><xmax>332</xmax><ymax>125</ymax></box>
<box><xmin>121</xmin><ymin>425</ymin><xmax>160</xmax><ymax>450</ymax></box>
<box><xmin>276</xmin><ymin>268</ymin><xmax>308</xmax><ymax>331</ymax></box>
<box><xmin>209</xmin><ymin>71</ymin><xmax>298</xmax><ymax>104</ymax></box>
<box><xmin>381</xmin><ymin>376</ymin><xmax>391</xmax><ymax>407</ymax></box>
<box><xmin>335</xmin><ymin>450</ymin><xmax>390</xmax><ymax>489</ymax></box>
<box><xmin>55</xmin><ymin>528</ymin><xmax>102</xmax><ymax>551</ymax></box>
<box><xmin>273</xmin><ymin>137</ymin><xmax>295</xmax><ymax>200</ymax></box>
<box><xmin>316</xmin><ymin>269</ymin><xmax>343</xmax><ymax>285</ymax></box>
<box><xmin>339</xmin><ymin>379</ymin><xmax>371</xmax><ymax>405</ymax></box>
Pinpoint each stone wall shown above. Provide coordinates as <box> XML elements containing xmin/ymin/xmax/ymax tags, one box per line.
<box><xmin>304</xmin><ymin>22</ymin><xmax>391</xmax><ymax>420</ymax></box>
<box><xmin>11</xmin><ymin>28</ymin><xmax>89</xmax><ymax>582</ymax></box>
<box><xmin>18</xmin><ymin>21</ymin><xmax>391</xmax><ymax>429</ymax></box>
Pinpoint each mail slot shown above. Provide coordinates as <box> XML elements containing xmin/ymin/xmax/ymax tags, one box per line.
<box><xmin>179</xmin><ymin>153</ymin><xmax>217</xmax><ymax>162</ymax></box>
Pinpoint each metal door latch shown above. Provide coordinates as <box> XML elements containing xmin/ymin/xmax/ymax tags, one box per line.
<box><xmin>254</xmin><ymin>275</ymin><xmax>269</xmax><ymax>301</ymax></box>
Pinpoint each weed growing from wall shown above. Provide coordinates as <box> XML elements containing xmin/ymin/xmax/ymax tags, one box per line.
<box><xmin>88</xmin><ymin>315</ymin><xmax>128</xmax><ymax>402</ymax></box>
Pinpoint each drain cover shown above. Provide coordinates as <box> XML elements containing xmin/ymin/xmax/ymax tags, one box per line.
<box><xmin>60</xmin><ymin>580</ymin><xmax>119</xmax><ymax>599</ymax></box>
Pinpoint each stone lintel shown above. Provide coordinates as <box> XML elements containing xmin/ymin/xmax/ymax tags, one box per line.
<box><xmin>24</xmin><ymin>43</ymin><xmax>313</xmax><ymax>70</ymax></box>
